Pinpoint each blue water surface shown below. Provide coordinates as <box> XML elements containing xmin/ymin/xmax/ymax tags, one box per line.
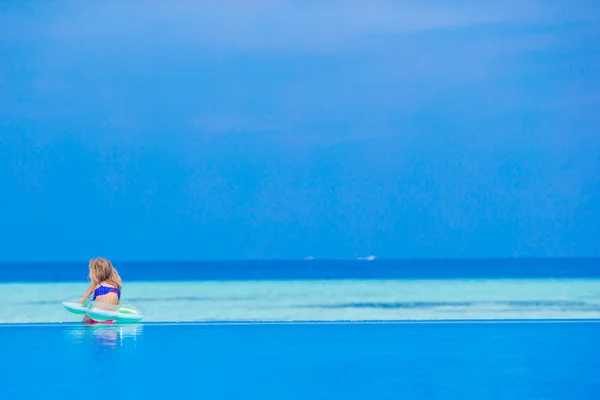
<box><xmin>1</xmin><ymin>258</ymin><xmax>599</xmax><ymax>282</ymax></box>
<box><xmin>1</xmin><ymin>321</ymin><xmax>599</xmax><ymax>399</ymax></box>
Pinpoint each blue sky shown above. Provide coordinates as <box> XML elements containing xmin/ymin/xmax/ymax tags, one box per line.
<box><xmin>0</xmin><ymin>0</ymin><xmax>599</xmax><ymax>261</ymax></box>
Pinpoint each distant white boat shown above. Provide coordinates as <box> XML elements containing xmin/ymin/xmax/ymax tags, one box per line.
<box><xmin>357</xmin><ymin>255</ymin><xmax>376</xmax><ymax>261</ymax></box>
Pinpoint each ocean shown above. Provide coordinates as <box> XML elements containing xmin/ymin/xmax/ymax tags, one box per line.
<box><xmin>1</xmin><ymin>258</ymin><xmax>599</xmax><ymax>323</ymax></box>
<box><xmin>1</xmin><ymin>259</ymin><xmax>599</xmax><ymax>399</ymax></box>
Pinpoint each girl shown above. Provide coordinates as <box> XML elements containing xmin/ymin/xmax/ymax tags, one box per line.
<box><xmin>79</xmin><ymin>257</ymin><xmax>123</xmax><ymax>324</ymax></box>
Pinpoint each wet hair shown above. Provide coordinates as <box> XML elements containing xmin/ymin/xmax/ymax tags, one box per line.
<box><xmin>88</xmin><ymin>257</ymin><xmax>122</xmax><ymax>290</ymax></box>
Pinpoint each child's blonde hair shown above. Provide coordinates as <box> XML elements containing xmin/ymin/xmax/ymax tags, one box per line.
<box><xmin>88</xmin><ymin>257</ymin><xmax>122</xmax><ymax>290</ymax></box>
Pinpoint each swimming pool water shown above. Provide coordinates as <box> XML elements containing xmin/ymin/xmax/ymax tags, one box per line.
<box><xmin>1</xmin><ymin>321</ymin><xmax>599</xmax><ymax>399</ymax></box>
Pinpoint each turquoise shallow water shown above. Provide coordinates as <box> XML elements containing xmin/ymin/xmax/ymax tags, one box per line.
<box><xmin>1</xmin><ymin>279</ymin><xmax>600</xmax><ymax>323</ymax></box>
<box><xmin>1</xmin><ymin>321</ymin><xmax>599</xmax><ymax>399</ymax></box>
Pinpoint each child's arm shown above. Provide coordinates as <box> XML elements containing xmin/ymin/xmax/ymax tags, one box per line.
<box><xmin>79</xmin><ymin>283</ymin><xmax>95</xmax><ymax>303</ymax></box>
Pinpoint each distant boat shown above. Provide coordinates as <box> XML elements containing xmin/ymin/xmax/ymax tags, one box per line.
<box><xmin>357</xmin><ymin>255</ymin><xmax>376</xmax><ymax>261</ymax></box>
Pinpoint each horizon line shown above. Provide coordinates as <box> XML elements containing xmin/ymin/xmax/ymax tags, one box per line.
<box><xmin>0</xmin><ymin>256</ymin><xmax>599</xmax><ymax>265</ymax></box>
